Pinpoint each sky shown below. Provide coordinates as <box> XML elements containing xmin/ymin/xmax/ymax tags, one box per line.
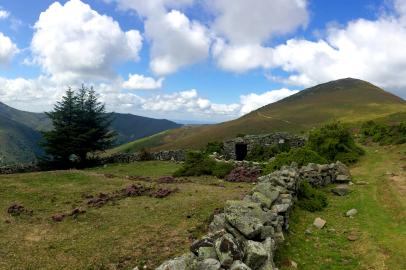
<box><xmin>0</xmin><ymin>0</ymin><xmax>406</xmax><ymax>122</ymax></box>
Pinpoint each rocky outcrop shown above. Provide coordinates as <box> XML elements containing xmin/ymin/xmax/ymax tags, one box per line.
<box><xmin>154</xmin><ymin>161</ymin><xmax>351</xmax><ymax>270</ymax></box>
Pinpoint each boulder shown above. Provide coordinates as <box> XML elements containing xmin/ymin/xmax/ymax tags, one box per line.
<box><xmin>331</xmin><ymin>186</ymin><xmax>350</xmax><ymax>196</ymax></box>
<box><xmin>251</xmin><ymin>192</ymin><xmax>273</xmax><ymax>209</ymax></box>
<box><xmin>156</xmin><ymin>253</ymin><xmax>197</xmax><ymax>270</ymax></box>
<box><xmin>335</xmin><ymin>174</ymin><xmax>351</xmax><ymax>184</ymax></box>
<box><xmin>244</xmin><ymin>240</ymin><xmax>268</xmax><ymax>269</ymax></box>
<box><xmin>260</xmin><ymin>226</ymin><xmax>275</xmax><ymax>240</ymax></box>
<box><xmin>224</xmin><ymin>201</ymin><xmax>268</xmax><ymax>239</ymax></box>
<box><xmin>191</xmin><ymin>238</ymin><xmax>214</xmax><ymax>255</ymax></box>
<box><xmin>252</xmin><ymin>183</ymin><xmax>280</xmax><ymax>203</ymax></box>
<box><xmin>209</xmin><ymin>213</ymin><xmax>226</xmax><ymax>232</ymax></box>
<box><xmin>214</xmin><ymin>233</ymin><xmax>243</xmax><ymax>268</ymax></box>
<box><xmin>197</xmin><ymin>246</ymin><xmax>217</xmax><ymax>260</ymax></box>
<box><xmin>196</xmin><ymin>259</ymin><xmax>221</xmax><ymax>270</ymax></box>
<box><xmin>230</xmin><ymin>260</ymin><xmax>252</xmax><ymax>270</ymax></box>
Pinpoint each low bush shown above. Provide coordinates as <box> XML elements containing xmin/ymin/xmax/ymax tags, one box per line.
<box><xmin>246</xmin><ymin>143</ymin><xmax>291</xmax><ymax>162</ymax></box>
<box><xmin>263</xmin><ymin>147</ymin><xmax>327</xmax><ymax>174</ymax></box>
<box><xmin>138</xmin><ymin>148</ymin><xmax>152</xmax><ymax>161</ymax></box>
<box><xmin>205</xmin><ymin>141</ymin><xmax>224</xmax><ymax>155</ymax></box>
<box><xmin>297</xmin><ymin>181</ymin><xmax>328</xmax><ymax>212</ymax></box>
<box><xmin>173</xmin><ymin>151</ymin><xmax>234</xmax><ymax>178</ymax></box>
<box><xmin>307</xmin><ymin>122</ymin><xmax>364</xmax><ymax>165</ymax></box>
<box><xmin>360</xmin><ymin>120</ymin><xmax>406</xmax><ymax>145</ymax></box>
<box><xmin>212</xmin><ymin>162</ymin><xmax>235</xmax><ymax>178</ymax></box>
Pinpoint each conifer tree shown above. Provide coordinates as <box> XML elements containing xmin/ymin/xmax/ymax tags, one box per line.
<box><xmin>41</xmin><ymin>86</ymin><xmax>115</xmax><ymax>168</ymax></box>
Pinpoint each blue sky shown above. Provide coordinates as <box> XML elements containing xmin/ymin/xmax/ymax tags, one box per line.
<box><xmin>0</xmin><ymin>0</ymin><xmax>405</xmax><ymax>122</ymax></box>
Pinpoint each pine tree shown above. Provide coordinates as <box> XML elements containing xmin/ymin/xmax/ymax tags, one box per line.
<box><xmin>40</xmin><ymin>86</ymin><xmax>116</xmax><ymax>168</ymax></box>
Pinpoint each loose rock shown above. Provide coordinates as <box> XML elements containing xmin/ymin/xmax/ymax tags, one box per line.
<box><xmin>313</xmin><ymin>217</ymin><xmax>326</xmax><ymax>229</ymax></box>
<box><xmin>346</xmin><ymin>209</ymin><xmax>358</xmax><ymax>217</ymax></box>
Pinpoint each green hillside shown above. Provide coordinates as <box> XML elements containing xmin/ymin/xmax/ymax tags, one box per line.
<box><xmin>112</xmin><ymin>78</ymin><xmax>406</xmax><ymax>153</ymax></box>
<box><xmin>0</xmin><ymin>102</ymin><xmax>181</xmax><ymax>165</ymax></box>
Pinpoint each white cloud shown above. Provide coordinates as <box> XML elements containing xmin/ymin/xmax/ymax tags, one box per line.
<box><xmin>116</xmin><ymin>0</ymin><xmax>194</xmax><ymax>17</ymax></box>
<box><xmin>212</xmin><ymin>40</ymin><xmax>274</xmax><ymax>73</ymax></box>
<box><xmin>210</xmin><ymin>0</ymin><xmax>308</xmax><ymax>72</ymax></box>
<box><xmin>116</xmin><ymin>0</ymin><xmax>210</xmax><ymax>75</ymax></box>
<box><xmin>122</xmin><ymin>74</ymin><xmax>163</xmax><ymax>90</ymax></box>
<box><xmin>0</xmin><ymin>32</ymin><xmax>18</xmax><ymax>65</ymax></box>
<box><xmin>209</xmin><ymin>0</ymin><xmax>308</xmax><ymax>45</ymax></box>
<box><xmin>140</xmin><ymin>89</ymin><xmax>239</xmax><ymax>116</ymax></box>
<box><xmin>270</xmin><ymin>9</ymin><xmax>406</xmax><ymax>94</ymax></box>
<box><xmin>239</xmin><ymin>88</ymin><xmax>299</xmax><ymax>115</ymax></box>
<box><xmin>0</xmin><ymin>8</ymin><xmax>10</xmax><ymax>19</ymax></box>
<box><xmin>147</xmin><ymin>10</ymin><xmax>211</xmax><ymax>75</ymax></box>
<box><xmin>31</xmin><ymin>0</ymin><xmax>142</xmax><ymax>83</ymax></box>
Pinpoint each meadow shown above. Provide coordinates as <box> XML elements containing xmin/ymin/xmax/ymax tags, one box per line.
<box><xmin>0</xmin><ymin>144</ymin><xmax>405</xmax><ymax>270</ymax></box>
<box><xmin>0</xmin><ymin>162</ymin><xmax>251</xmax><ymax>269</ymax></box>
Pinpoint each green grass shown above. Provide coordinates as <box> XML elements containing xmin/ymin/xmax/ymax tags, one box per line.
<box><xmin>0</xmin><ymin>161</ymin><xmax>251</xmax><ymax>270</ymax></box>
<box><xmin>275</xmin><ymin>144</ymin><xmax>406</xmax><ymax>270</ymax></box>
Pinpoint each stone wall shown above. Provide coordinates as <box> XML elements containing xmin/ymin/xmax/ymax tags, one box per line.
<box><xmin>223</xmin><ymin>133</ymin><xmax>306</xmax><ymax>160</ymax></box>
<box><xmin>99</xmin><ymin>150</ymin><xmax>186</xmax><ymax>164</ymax></box>
<box><xmin>0</xmin><ymin>150</ymin><xmax>186</xmax><ymax>175</ymax></box>
<box><xmin>155</xmin><ymin>161</ymin><xmax>351</xmax><ymax>270</ymax></box>
<box><xmin>0</xmin><ymin>163</ymin><xmax>40</xmax><ymax>175</ymax></box>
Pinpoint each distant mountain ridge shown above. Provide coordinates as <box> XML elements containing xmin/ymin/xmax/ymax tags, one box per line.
<box><xmin>0</xmin><ymin>102</ymin><xmax>181</xmax><ymax>165</ymax></box>
<box><xmin>111</xmin><ymin>78</ymin><xmax>406</xmax><ymax>154</ymax></box>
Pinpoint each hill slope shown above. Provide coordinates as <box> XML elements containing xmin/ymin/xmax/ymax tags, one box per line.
<box><xmin>0</xmin><ymin>102</ymin><xmax>181</xmax><ymax>165</ymax></box>
<box><xmin>113</xmin><ymin>78</ymin><xmax>406</xmax><ymax>153</ymax></box>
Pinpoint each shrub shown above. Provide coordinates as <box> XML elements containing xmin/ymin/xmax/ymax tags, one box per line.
<box><xmin>246</xmin><ymin>143</ymin><xmax>291</xmax><ymax>162</ymax></box>
<box><xmin>212</xmin><ymin>162</ymin><xmax>235</xmax><ymax>178</ymax></box>
<box><xmin>173</xmin><ymin>151</ymin><xmax>234</xmax><ymax>178</ymax></box>
<box><xmin>360</xmin><ymin>120</ymin><xmax>406</xmax><ymax>145</ymax></box>
<box><xmin>297</xmin><ymin>181</ymin><xmax>328</xmax><ymax>212</ymax></box>
<box><xmin>263</xmin><ymin>147</ymin><xmax>327</xmax><ymax>174</ymax></box>
<box><xmin>307</xmin><ymin>122</ymin><xmax>364</xmax><ymax>164</ymax></box>
<box><xmin>205</xmin><ymin>141</ymin><xmax>224</xmax><ymax>155</ymax></box>
<box><xmin>138</xmin><ymin>148</ymin><xmax>152</xmax><ymax>161</ymax></box>
<box><xmin>173</xmin><ymin>152</ymin><xmax>216</xmax><ymax>177</ymax></box>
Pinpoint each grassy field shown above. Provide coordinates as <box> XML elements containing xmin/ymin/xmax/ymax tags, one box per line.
<box><xmin>0</xmin><ymin>161</ymin><xmax>252</xmax><ymax>270</ymax></box>
<box><xmin>275</xmin><ymin>144</ymin><xmax>406</xmax><ymax>270</ymax></box>
<box><xmin>1</xmin><ymin>144</ymin><xmax>405</xmax><ymax>270</ymax></box>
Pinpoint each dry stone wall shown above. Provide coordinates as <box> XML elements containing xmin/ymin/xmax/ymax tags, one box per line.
<box><xmin>0</xmin><ymin>150</ymin><xmax>186</xmax><ymax>175</ymax></box>
<box><xmin>100</xmin><ymin>150</ymin><xmax>186</xmax><ymax>164</ymax></box>
<box><xmin>223</xmin><ymin>133</ymin><xmax>306</xmax><ymax>160</ymax></box>
<box><xmin>0</xmin><ymin>163</ymin><xmax>39</xmax><ymax>175</ymax></box>
<box><xmin>155</xmin><ymin>161</ymin><xmax>351</xmax><ymax>270</ymax></box>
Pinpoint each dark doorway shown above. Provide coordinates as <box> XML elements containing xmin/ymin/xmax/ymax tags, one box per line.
<box><xmin>235</xmin><ymin>143</ymin><xmax>248</xmax><ymax>161</ymax></box>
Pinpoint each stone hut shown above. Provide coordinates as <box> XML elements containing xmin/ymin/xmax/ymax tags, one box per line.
<box><xmin>223</xmin><ymin>133</ymin><xmax>306</xmax><ymax>160</ymax></box>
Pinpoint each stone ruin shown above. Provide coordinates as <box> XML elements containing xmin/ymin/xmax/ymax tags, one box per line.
<box><xmin>155</xmin><ymin>161</ymin><xmax>351</xmax><ymax>270</ymax></box>
<box><xmin>223</xmin><ymin>133</ymin><xmax>306</xmax><ymax>161</ymax></box>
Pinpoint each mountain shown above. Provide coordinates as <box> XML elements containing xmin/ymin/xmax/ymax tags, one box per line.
<box><xmin>112</xmin><ymin>78</ymin><xmax>406</xmax><ymax>153</ymax></box>
<box><xmin>0</xmin><ymin>102</ymin><xmax>181</xmax><ymax>165</ymax></box>
<box><xmin>109</xmin><ymin>113</ymin><xmax>182</xmax><ymax>145</ymax></box>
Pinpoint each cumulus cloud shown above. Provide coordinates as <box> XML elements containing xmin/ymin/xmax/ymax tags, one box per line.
<box><xmin>210</xmin><ymin>0</ymin><xmax>308</xmax><ymax>72</ymax></box>
<box><xmin>117</xmin><ymin>0</ymin><xmax>210</xmax><ymax>75</ymax></box>
<box><xmin>239</xmin><ymin>89</ymin><xmax>299</xmax><ymax>115</ymax></box>
<box><xmin>0</xmin><ymin>32</ymin><xmax>18</xmax><ymax>65</ymax></box>
<box><xmin>270</xmin><ymin>5</ymin><xmax>406</xmax><ymax>93</ymax></box>
<box><xmin>31</xmin><ymin>0</ymin><xmax>142</xmax><ymax>83</ymax></box>
<box><xmin>122</xmin><ymin>74</ymin><xmax>163</xmax><ymax>90</ymax></box>
<box><xmin>210</xmin><ymin>0</ymin><xmax>308</xmax><ymax>45</ymax></box>
<box><xmin>140</xmin><ymin>89</ymin><xmax>240</xmax><ymax>116</ymax></box>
